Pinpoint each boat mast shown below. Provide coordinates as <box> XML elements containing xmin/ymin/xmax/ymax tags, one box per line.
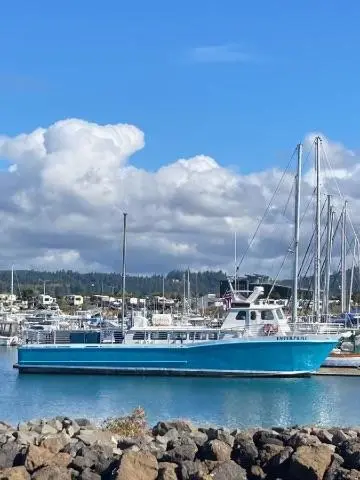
<box><xmin>182</xmin><ymin>272</ymin><xmax>186</xmax><ymax>316</ymax></box>
<box><xmin>162</xmin><ymin>275</ymin><xmax>165</xmax><ymax>314</ymax></box>
<box><xmin>292</xmin><ymin>143</ymin><xmax>302</xmax><ymax>323</ymax></box>
<box><xmin>348</xmin><ymin>240</ymin><xmax>356</xmax><ymax>313</ymax></box>
<box><xmin>187</xmin><ymin>268</ymin><xmax>190</xmax><ymax>313</ymax></box>
<box><xmin>314</xmin><ymin>136</ymin><xmax>321</xmax><ymax>321</ymax></box>
<box><xmin>10</xmin><ymin>265</ymin><xmax>14</xmax><ymax>312</ymax></box>
<box><xmin>234</xmin><ymin>231</ymin><xmax>237</xmax><ymax>290</ymax></box>
<box><xmin>341</xmin><ymin>201</ymin><xmax>347</xmax><ymax>312</ymax></box>
<box><xmin>323</xmin><ymin>195</ymin><xmax>332</xmax><ymax>319</ymax></box>
<box><xmin>121</xmin><ymin>212</ymin><xmax>127</xmax><ymax>335</ymax></box>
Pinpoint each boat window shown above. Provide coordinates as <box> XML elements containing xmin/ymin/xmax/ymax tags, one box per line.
<box><xmin>250</xmin><ymin>311</ymin><xmax>257</xmax><ymax>321</ymax></box>
<box><xmin>261</xmin><ymin>310</ymin><xmax>274</xmax><ymax>321</ymax></box>
<box><xmin>276</xmin><ymin>309</ymin><xmax>284</xmax><ymax>319</ymax></box>
<box><xmin>235</xmin><ymin>311</ymin><xmax>247</xmax><ymax>320</ymax></box>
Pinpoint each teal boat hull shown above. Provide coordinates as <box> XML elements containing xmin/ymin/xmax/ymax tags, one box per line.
<box><xmin>15</xmin><ymin>337</ymin><xmax>338</xmax><ymax>377</ymax></box>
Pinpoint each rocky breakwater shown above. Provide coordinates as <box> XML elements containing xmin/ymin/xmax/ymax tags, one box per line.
<box><xmin>0</xmin><ymin>414</ymin><xmax>360</xmax><ymax>480</ymax></box>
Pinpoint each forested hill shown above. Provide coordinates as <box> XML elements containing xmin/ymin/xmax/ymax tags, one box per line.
<box><xmin>0</xmin><ymin>270</ymin><xmax>227</xmax><ymax>298</ymax></box>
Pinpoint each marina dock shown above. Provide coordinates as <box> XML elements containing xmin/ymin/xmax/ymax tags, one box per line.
<box><xmin>317</xmin><ymin>366</ymin><xmax>360</xmax><ymax>376</ymax></box>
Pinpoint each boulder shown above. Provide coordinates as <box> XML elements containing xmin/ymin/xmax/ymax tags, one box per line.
<box><xmin>258</xmin><ymin>443</ymin><xmax>285</xmax><ymax>469</ymax></box>
<box><xmin>0</xmin><ymin>423</ymin><xmax>13</xmax><ymax>434</ymax></box>
<box><xmin>74</xmin><ymin>419</ymin><xmax>96</xmax><ymax>430</ymax></box>
<box><xmin>157</xmin><ymin>462</ymin><xmax>178</xmax><ymax>480</ymax></box>
<box><xmin>317</xmin><ymin>430</ymin><xmax>334</xmax><ymax>445</ymax></box>
<box><xmin>76</xmin><ymin>430</ymin><xmax>114</xmax><ymax>449</ymax></box>
<box><xmin>189</xmin><ymin>431</ymin><xmax>208</xmax><ymax>448</ymax></box>
<box><xmin>41</xmin><ymin>433</ymin><xmax>70</xmax><ymax>454</ymax></box>
<box><xmin>324</xmin><ymin>454</ymin><xmax>345</xmax><ymax>480</ymax></box>
<box><xmin>200</xmin><ymin>440</ymin><xmax>231</xmax><ymax>462</ymax></box>
<box><xmin>211</xmin><ymin>460</ymin><xmax>247</xmax><ymax>480</ymax></box>
<box><xmin>12</xmin><ymin>432</ymin><xmax>39</xmax><ymax>446</ymax></box>
<box><xmin>339</xmin><ymin>439</ymin><xmax>360</xmax><ymax>469</ymax></box>
<box><xmin>24</xmin><ymin>445</ymin><xmax>54</xmax><ymax>473</ymax></box>
<box><xmin>253</xmin><ymin>430</ymin><xmax>283</xmax><ymax>448</ymax></box>
<box><xmin>152</xmin><ymin>421</ymin><xmax>192</xmax><ymax>437</ymax></box>
<box><xmin>288</xmin><ymin>432</ymin><xmax>321</xmax><ymax>449</ymax></box>
<box><xmin>231</xmin><ymin>433</ymin><xmax>258</xmax><ymax>468</ymax></box>
<box><xmin>179</xmin><ymin>460</ymin><xmax>209</xmax><ymax>480</ymax></box>
<box><xmin>0</xmin><ymin>443</ymin><xmax>26</xmax><ymax>469</ymax></box>
<box><xmin>155</xmin><ymin>429</ymin><xmax>179</xmax><ymax>448</ymax></box>
<box><xmin>249</xmin><ymin>465</ymin><xmax>266</xmax><ymax>479</ymax></box>
<box><xmin>332</xmin><ymin>430</ymin><xmax>349</xmax><ymax>446</ymax></box>
<box><xmin>31</xmin><ymin>465</ymin><xmax>72</xmax><ymax>479</ymax></box>
<box><xmin>61</xmin><ymin>439</ymin><xmax>86</xmax><ymax>457</ymax></box>
<box><xmin>116</xmin><ymin>451</ymin><xmax>158</xmax><ymax>480</ymax></box>
<box><xmin>0</xmin><ymin>466</ymin><xmax>30</xmax><ymax>480</ymax></box>
<box><xmin>289</xmin><ymin>444</ymin><xmax>332</xmax><ymax>480</ymax></box>
<box><xmin>45</xmin><ymin>420</ymin><xmax>63</xmax><ymax>433</ymax></box>
<box><xmin>202</xmin><ymin>428</ymin><xmax>234</xmax><ymax>447</ymax></box>
<box><xmin>161</xmin><ymin>444</ymin><xmax>198</xmax><ymax>464</ymax></box>
<box><xmin>79</xmin><ymin>469</ymin><xmax>101</xmax><ymax>480</ymax></box>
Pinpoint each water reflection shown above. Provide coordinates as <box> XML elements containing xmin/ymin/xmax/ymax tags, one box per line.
<box><xmin>1</xmin><ymin>347</ymin><xmax>360</xmax><ymax>427</ymax></box>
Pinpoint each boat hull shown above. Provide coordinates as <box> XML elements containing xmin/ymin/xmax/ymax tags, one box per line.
<box><xmin>15</xmin><ymin>337</ymin><xmax>338</xmax><ymax>377</ymax></box>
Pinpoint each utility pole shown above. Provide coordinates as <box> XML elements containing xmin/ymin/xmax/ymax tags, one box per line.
<box><xmin>121</xmin><ymin>212</ymin><xmax>127</xmax><ymax>336</ymax></box>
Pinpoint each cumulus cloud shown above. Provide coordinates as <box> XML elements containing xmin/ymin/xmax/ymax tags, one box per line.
<box><xmin>0</xmin><ymin>118</ymin><xmax>358</xmax><ymax>277</ymax></box>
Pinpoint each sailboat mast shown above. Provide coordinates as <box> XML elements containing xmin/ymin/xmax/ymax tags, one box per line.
<box><xmin>349</xmin><ymin>240</ymin><xmax>356</xmax><ymax>313</ymax></box>
<box><xmin>323</xmin><ymin>195</ymin><xmax>332</xmax><ymax>319</ymax></box>
<box><xmin>182</xmin><ymin>272</ymin><xmax>186</xmax><ymax>316</ymax></box>
<box><xmin>121</xmin><ymin>212</ymin><xmax>127</xmax><ymax>335</ymax></box>
<box><xmin>292</xmin><ymin>143</ymin><xmax>302</xmax><ymax>323</ymax></box>
<box><xmin>162</xmin><ymin>275</ymin><xmax>165</xmax><ymax>314</ymax></box>
<box><xmin>234</xmin><ymin>231</ymin><xmax>237</xmax><ymax>290</ymax></box>
<box><xmin>341</xmin><ymin>201</ymin><xmax>347</xmax><ymax>312</ymax></box>
<box><xmin>10</xmin><ymin>265</ymin><xmax>14</xmax><ymax>311</ymax></box>
<box><xmin>187</xmin><ymin>268</ymin><xmax>190</xmax><ymax>313</ymax></box>
<box><xmin>314</xmin><ymin>136</ymin><xmax>321</xmax><ymax>321</ymax></box>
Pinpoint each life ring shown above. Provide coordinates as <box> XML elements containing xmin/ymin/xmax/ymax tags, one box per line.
<box><xmin>263</xmin><ymin>324</ymin><xmax>278</xmax><ymax>335</ymax></box>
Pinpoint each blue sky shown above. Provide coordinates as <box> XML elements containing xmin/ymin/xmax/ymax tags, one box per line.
<box><xmin>0</xmin><ymin>0</ymin><xmax>359</xmax><ymax>173</ymax></box>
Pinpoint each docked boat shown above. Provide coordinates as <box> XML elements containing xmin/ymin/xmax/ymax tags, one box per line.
<box><xmin>14</xmin><ymin>284</ymin><xmax>339</xmax><ymax>377</ymax></box>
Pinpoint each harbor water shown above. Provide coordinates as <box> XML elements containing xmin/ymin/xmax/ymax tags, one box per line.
<box><xmin>1</xmin><ymin>347</ymin><xmax>360</xmax><ymax>427</ymax></box>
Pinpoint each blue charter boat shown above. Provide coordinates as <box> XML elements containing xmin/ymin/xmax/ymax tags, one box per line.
<box><xmin>15</xmin><ymin>284</ymin><xmax>339</xmax><ymax>377</ymax></box>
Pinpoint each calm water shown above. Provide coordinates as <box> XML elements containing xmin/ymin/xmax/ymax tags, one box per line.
<box><xmin>1</xmin><ymin>347</ymin><xmax>360</xmax><ymax>427</ymax></box>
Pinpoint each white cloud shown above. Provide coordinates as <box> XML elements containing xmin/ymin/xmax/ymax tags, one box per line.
<box><xmin>0</xmin><ymin>118</ymin><xmax>358</xmax><ymax>277</ymax></box>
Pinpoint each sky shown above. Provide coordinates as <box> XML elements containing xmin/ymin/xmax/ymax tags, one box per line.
<box><xmin>0</xmin><ymin>0</ymin><xmax>359</xmax><ymax>275</ymax></box>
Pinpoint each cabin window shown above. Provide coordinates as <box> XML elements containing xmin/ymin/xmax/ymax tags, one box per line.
<box><xmin>250</xmin><ymin>311</ymin><xmax>257</xmax><ymax>321</ymax></box>
<box><xmin>235</xmin><ymin>311</ymin><xmax>247</xmax><ymax>320</ymax></box>
<box><xmin>261</xmin><ymin>310</ymin><xmax>274</xmax><ymax>321</ymax></box>
<box><xmin>276</xmin><ymin>309</ymin><xmax>284</xmax><ymax>320</ymax></box>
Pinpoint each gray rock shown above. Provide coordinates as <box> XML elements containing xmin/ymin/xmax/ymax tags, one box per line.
<box><xmin>339</xmin><ymin>439</ymin><xmax>360</xmax><ymax>469</ymax></box>
<box><xmin>70</xmin><ymin>455</ymin><xmax>95</xmax><ymax>472</ymax></box>
<box><xmin>232</xmin><ymin>433</ymin><xmax>258</xmax><ymax>468</ymax></box>
<box><xmin>200</xmin><ymin>440</ymin><xmax>231</xmax><ymax>462</ymax></box>
<box><xmin>45</xmin><ymin>419</ymin><xmax>63</xmax><ymax>433</ymax></box>
<box><xmin>287</xmin><ymin>432</ymin><xmax>321</xmax><ymax>449</ymax></box>
<box><xmin>41</xmin><ymin>432</ymin><xmax>70</xmax><ymax>454</ymax></box>
<box><xmin>152</xmin><ymin>421</ymin><xmax>192</xmax><ymax>437</ymax></box>
<box><xmin>155</xmin><ymin>428</ymin><xmax>179</xmax><ymax>448</ymax></box>
<box><xmin>31</xmin><ymin>465</ymin><xmax>72</xmax><ymax>479</ymax></box>
<box><xmin>179</xmin><ymin>460</ymin><xmax>209</xmax><ymax>480</ymax></box>
<box><xmin>0</xmin><ymin>422</ymin><xmax>12</xmax><ymax>433</ymax></box>
<box><xmin>258</xmin><ymin>444</ymin><xmax>285</xmax><ymax>469</ymax></box>
<box><xmin>211</xmin><ymin>460</ymin><xmax>247</xmax><ymax>480</ymax></box>
<box><xmin>0</xmin><ymin>466</ymin><xmax>30</xmax><ymax>479</ymax></box>
<box><xmin>249</xmin><ymin>465</ymin><xmax>266</xmax><ymax>479</ymax></box>
<box><xmin>12</xmin><ymin>431</ymin><xmax>39</xmax><ymax>446</ymax></box>
<box><xmin>161</xmin><ymin>444</ymin><xmax>198</xmax><ymax>464</ymax></box>
<box><xmin>65</xmin><ymin>421</ymin><xmax>81</xmax><ymax>438</ymax></box>
<box><xmin>79</xmin><ymin>469</ymin><xmax>101</xmax><ymax>480</ymax></box>
<box><xmin>0</xmin><ymin>442</ymin><xmax>26</xmax><ymax>469</ymax></box>
<box><xmin>324</xmin><ymin>453</ymin><xmax>345</xmax><ymax>480</ymax></box>
<box><xmin>317</xmin><ymin>429</ymin><xmax>334</xmax><ymax>445</ymax></box>
<box><xmin>189</xmin><ymin>431</ymin><xmax>208</xmax><ymax>448</ymax></box>
<box><xmin>289</xmin><ymin>444</ymin><xmax>332</xmax><ymax>480</ymax></box>
<box><xmin>74</xmin><ymin>419</ymin><xmax>94</xmax><ymax>429</ymax></box>
<box><xmin>61</xmin><ymin>439</ymin><xmax>86</xmax><ymax>457</ymax></box>
<box><xmin>157</xmin><ymin>462</ymin><xmax>178</xmax><ymax>480</ymax></box>
<box><xmin>253</xmin><ymin>430</ymin><xmax>283</xmax><ymax>448</ymax></box>
<box><xmin>332</xmin><ymin>430</ymin><xmax>349</xmax><ymax>446</ymax></box>
<box><xmin>116</xmin><ymin>450</ymin><xmax>158</xmax><ymax>480</ymax></box>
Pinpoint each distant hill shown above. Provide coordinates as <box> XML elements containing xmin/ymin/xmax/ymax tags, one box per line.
<box><xmin>1</xmin><ymin>267</ymin><xmax>357</xmax><ymax>300</ymax></box>
<box><xmin>0</xmin><ymin>269</ymin><xmax>227</xmax><ymax>298</ymax></box>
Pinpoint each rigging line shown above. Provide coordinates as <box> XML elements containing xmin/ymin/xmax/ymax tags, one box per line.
<box><xmin>298</xmin><ymin>197</ymin><xmax>327</xmax><ymax>278</ymax></box>
<box><xmin>321</xmin><ymin>142</ymin><xmax>360</xmax><ymax>246</ymax></box>
<box><xmin>266</xmin><ymin>249</ymin><xmax>292</xmax><ymax>300</ymax></box>
<box><xmin>236</xmin><ymin>146</ymin><xmax>297</xmax><ymax>272</ymax></box>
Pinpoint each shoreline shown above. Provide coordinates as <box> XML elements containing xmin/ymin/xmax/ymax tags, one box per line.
<box><xmin>0</xmin><ymin>414</ymin><xmax>359</xmax><ymax>479</ymax></box>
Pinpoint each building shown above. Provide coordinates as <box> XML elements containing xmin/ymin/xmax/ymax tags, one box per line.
<box><xmin>65</xmin><ymin>295</ymin><xmax>84</xmax><ymax>307</ymax></box>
